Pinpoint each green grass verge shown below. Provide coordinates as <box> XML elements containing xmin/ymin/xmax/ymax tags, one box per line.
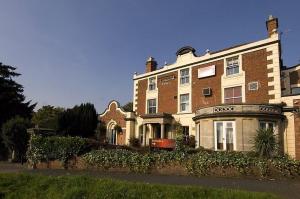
<box><xmin>0</xmin><ymin>173</ymin><xmax>279</xmax><ymax>199</ymax></box>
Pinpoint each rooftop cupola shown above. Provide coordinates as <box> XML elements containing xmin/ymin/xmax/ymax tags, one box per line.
<box><xmin>266</xmin><ymin>15</ymin><xmax>279</xmax><ymax>37</ymax></box>
<box><xmin>146</xmin><ymin>56</ymin><xmax>157</xmax><ymax>73</ymax></box>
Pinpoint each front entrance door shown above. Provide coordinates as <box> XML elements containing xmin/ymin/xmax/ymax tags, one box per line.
<box><xmin>214</xmin><ymin>121</ymin><xmax>236</xmax><ymax>151</ymax></box>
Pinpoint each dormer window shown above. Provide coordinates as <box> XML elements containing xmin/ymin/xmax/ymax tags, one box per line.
<box><xmin>180</xmin><ymin>68</ymin><xmax>190</xmax><ymax>85</ymax></box>
<box><xmin>148</xmin><ymin>77</ymin><xmax>156</xmax><ymax>91</ymax></box>
<box><xmin>226</xmin><ymin>56</ymin><xmax>239</xmax><ymax>76</ymax></box>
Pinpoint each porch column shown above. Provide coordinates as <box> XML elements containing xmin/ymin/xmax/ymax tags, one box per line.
<box><xmin>161</xmin><ymin>123</ymin><xmax>165</xmax><ymax>139</ymax></box>
<box><xmin>142</xmin><ymin>124</ymin><xmax>146</xmax><ymax>146</ymax></box>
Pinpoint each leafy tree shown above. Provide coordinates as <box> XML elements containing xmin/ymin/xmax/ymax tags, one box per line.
<box><xmin>122</xmin><ymin>102</ymin><xmax>133</xmax><ymax>112</ymax></box>
<box><xmin>1</xmin><ymin>116</ymin><xmax>31</xmax><ymax>162</ymax></box>
<box><xmin>254</xmin><ymin>128</ymin><xmax>277</xmax><ymax>158</ymax></box>
<box><xmin>32</xmin><ymin>105</ymin><xmax>64</xmax><ymax>131</ymax></box>
<box><xmin>58</xmin><ymin>103</ymin><xmax>98</xmax><ymax>137</ymax></box>
<box><xmin>173</xmin><ymin>121</ymin><xmax>185</xmax><ymax>151</ymax></box>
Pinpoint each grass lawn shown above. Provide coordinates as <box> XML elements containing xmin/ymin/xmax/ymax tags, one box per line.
<box><xmin>0</xmin><ymin>173</ymin><xmax>279</xmax><ymax>199</ymax></box>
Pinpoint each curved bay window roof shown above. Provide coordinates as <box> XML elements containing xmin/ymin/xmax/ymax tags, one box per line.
<box><xmin>193</xmin><ymin>104</ymin><xmax>283</xmax><ymax>120</ymax></box>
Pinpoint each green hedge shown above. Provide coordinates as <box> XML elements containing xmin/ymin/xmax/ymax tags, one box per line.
<box><xmin>27</xmin><ymin>135</ymin><xmax>300</xmax><ymax>178</ymax></box>
<box><xmin>82</xmin><ymin>149</ymin><xmax>186</xmax><ymax>173</ymax></box>
<box><xmin>83</xmin><ymin>149</ymin><xmax>300</xmax><ymax>177</ymax></box>
<box><xmin>27</xmin><ymin>135</ymin><xmax>88</xmax><ymax>167</ymax></box>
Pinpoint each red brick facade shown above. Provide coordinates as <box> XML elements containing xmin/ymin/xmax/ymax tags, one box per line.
<box><xmin>136</xmin><ymin>48</ymin><xmax>272</xmax><ymax>114</ymax></box>
<box><xmin>136</xmin><ymin>79</ymin><xmax>147</xmax><ymax>115</ymax></box>
<box><xmin>243</xmin><ymin>49</ymin><xmax>270</xmax><ymax>103</ymax></box>
<box><xmin>99</xmin><ymin>101</ymin><xmax>127</xmax><ymax>145</ymax></box>
<box><xmin>157</xmin><ymin>71</ymin><xmax>178</xmax><ymax>114</ymax></box>
<box><xmin>192</xmin><ymin>60</ymin><xmax>223</xmax><ymax>111</ymax></box>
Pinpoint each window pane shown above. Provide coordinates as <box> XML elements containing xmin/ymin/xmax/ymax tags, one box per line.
<box><xmin>224</xmin><ymin>88</ymin><xmax>233</xmax><ymax>98</ymax></box>
<box><xmin>226</xmin><ymin>128</ymin><xmax>233</xmax><ymax>144</ymax></box>
<box><xmin>268</xmin><ymin>123</ymin><xmax>274</xmax><ymax>130</ymax></box>
<box><xmin>233</xmin><ymin>97</ymin><xmax>242</xmax><ymax>103</ymax></box>
<box><xmin>233</xmin><ymin>86</ymin><xmax>242</xmax><ymax>97</ymax></box>
<box><xmin>216</xmin><ymin>123</ymin><xmax>223</xmax><ymax>150</ymax></box>
<box><xmin>291</xmin><ymin>87</ymin><xmax>300</xmax><ymax>94</ymax></box>
<box><xmin>226</xmin><ymin>57</ymin><xmax>239</xmax><ymax>76</ymax></box>
<box><xmin>260</xmin><ymin>122</ymin><xmax>266</xmax><ymax>129</ymax></box>
<box><xmin>225</xmin><ymin>98</ymin><xmax>234</xmax><ymax>104</ymax></box>
<box><xmin>180</xmin><ymin>69</ymin><xmax>189</xmax><ymax>84</ymax></box>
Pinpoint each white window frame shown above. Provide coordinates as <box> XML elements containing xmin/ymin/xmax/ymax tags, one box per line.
<box><xmin>180</xmin><ymin>94</ymin><xmax>189</xmax><ymax>112</ymax></box>
<box><xmin>214</xmin><ymin>121</ymin><xmax>236</xmax><ymax>151</ymax></box>
<box><xmin>147</xmin><ymin>98</ymin><xmax>157</xmax><ymax>114</ymax></box>
<box><xmin>148</xmin><ymin>77</ymin><xmax>156</xmax><ymax>91</ymax></box>
<box><xmin>180</xmin><ymin>68</ymin><xmax>190</xmax><ymax>85</ymax></box>
<box><xmin>224</xmin><ymin>86</ymin><xmax>243</xmax><ymax>104</ymax></box>
<box><xmin>226</xmin><ymin>56</ymin><xmax>240</xmax><ymax>76</ymax></box>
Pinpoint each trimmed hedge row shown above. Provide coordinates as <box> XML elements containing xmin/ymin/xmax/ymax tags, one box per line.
<box><xmin>27</xmin><ymin>136</ymin><xmax>300</xmax><ymax>178</ymax></box>
<box><xmin>27</xmin><ymin>135</ymin><xmax>88</xmax><ymax>167</ymax></box>
<box><xmin>82</xmin><ymin>149</ymin><xmax>300</xmax><ymax>177</ymax></box>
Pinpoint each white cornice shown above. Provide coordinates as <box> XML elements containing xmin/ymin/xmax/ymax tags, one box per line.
<box><xmin>133</xmin><ymin>35</ymin><xmax>279</xmax><ymax>80</ymax></box>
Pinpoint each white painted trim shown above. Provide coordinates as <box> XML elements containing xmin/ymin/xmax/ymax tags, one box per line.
<box><xmin>291</xmin><ymin>84</ymin><xmax>300</xmax><ymax>88</ymax></box>
<box><xmin>99</xmin><ymin>101</ymin><xmax>126</xmax><ymax>117</ymax></box>
<box><xmin>214</xmin><ymin>121</ymin><xmax>236</xmax><ymax>151</ymax></box>
<box><xmin>133</xmin><ymin>35</ymin><xmax>279</xmax><ymax>80</ymax></box>
<box><xmin>282</xmin><ymin>65</ymin><xmax>300</xmax><ymax>73</ymax></box>
<box><xmin>178</xmin><ymin>66</ymin><xmax>192</xmax><ymax>114</ymax></box>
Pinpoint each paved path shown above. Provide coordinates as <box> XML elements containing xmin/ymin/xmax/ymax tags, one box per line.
<box><xmin>1</xmin><ymin>162</ymin><xmax>300</xmax><ymax>199</ymax></box>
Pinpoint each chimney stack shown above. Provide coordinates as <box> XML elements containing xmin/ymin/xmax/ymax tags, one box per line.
<box><xmin>266</xmin><ymin>15</ymin><xmax>279</xmax><ymax>37</ymax></box>
<box><xmin>146</xmin><ymin>57</ymin><xmax>157</xmax><ymax>73</ymax></box>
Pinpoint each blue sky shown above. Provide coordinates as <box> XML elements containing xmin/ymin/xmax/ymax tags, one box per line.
<box><xmin>0</xmin><ymin>0</ymin><xmax>299</xmax><ymax>112</ymax></box>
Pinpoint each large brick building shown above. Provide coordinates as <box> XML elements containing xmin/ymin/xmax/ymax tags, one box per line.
<box><xmin>99</xmin><ymin>16</ymin><xmax>300</xmax><ymax>159</ymax></box>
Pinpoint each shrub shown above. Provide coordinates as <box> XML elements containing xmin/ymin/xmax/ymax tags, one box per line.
<box><xmin>1</xmin><ymin>116</ymin><xmax>31</xmax><ymax>162</ymax></box>
<box><xmin>83</xmin><ymin>149</ymin><xmax>300</xmax><ymax>178</ymax></box>
<box><xmin>27</xmin><ymin>135</ymin><xmax>88</xmax><ymax>168</ymax></box>
<box><xmin>254</xmin><ymin>128</ymin><xmax>277</xmax><ymax>158</ymax></box>
<box><xmin>184</xmin><ymin>135</ymin><xmax>196</xmax><ymax>148</ymax></box>
<box><xmin>82</xmin><ymin>149</ymin><xmax>187</xmax><ymax>173</ymax></box>
<box><xmin>129</xmin><ymin>137</ymin><xmax>140</xmax><ymax>148</ymax></box>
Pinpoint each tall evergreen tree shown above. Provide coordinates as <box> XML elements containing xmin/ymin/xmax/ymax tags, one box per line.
<box><xmin>0</xmin><ymin>63</ymin><xmax>35</xmax><ymax>159</ymax></box>
<box><xmin>0</xmin><ymin>63</ymin><xmax>36</xmax><ymax>127</ymax></box>
<box><xmin>58</xmin><ymin>103</ymin><xmax>98</xmax><ymax>137</ymax></box>
<box><xmin>32</xmin><ymin>105</ymin><xmax>64</xmax><ymax>130</ymax></box>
